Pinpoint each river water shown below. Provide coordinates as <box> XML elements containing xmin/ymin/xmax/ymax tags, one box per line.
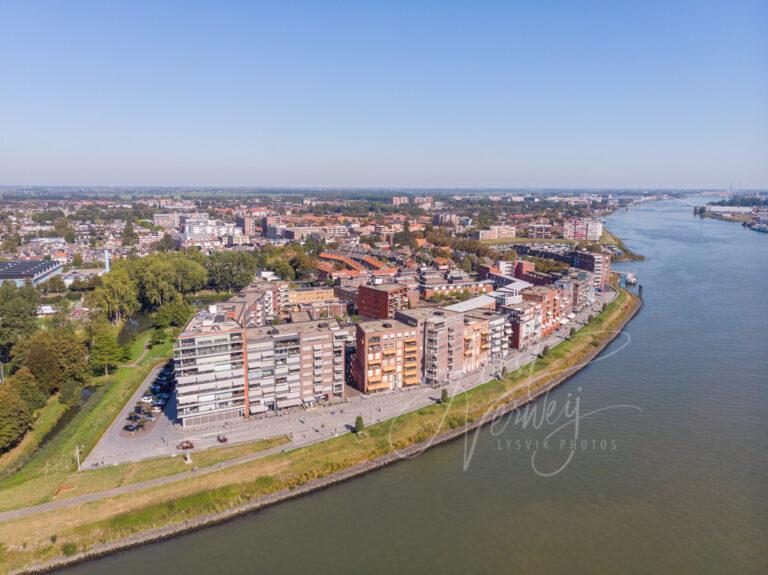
<box><xmin>63</xmin><ymin>198</ymin><xmax>768</xmax><ymax>575</ymax></box>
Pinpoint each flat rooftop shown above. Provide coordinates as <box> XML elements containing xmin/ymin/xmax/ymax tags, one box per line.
<box><xmin>356</xmin><ymin>319</ymin><xmax>412</xmax><ymax>334</ymax></box>
<box><xmin>360</xmin><ymin>283</ymin><xmax>406</xmax><ymax>292</ymax></box>
<box><xmin>180</xmin><ymin>309</ymin><xmax>242</xmax><ymax>337</ymax></box>
<box><xmin>246</xmin><ymin>318</ymin><xmax>343</xmax><ymax>340</ymax></box>
<box><xmin>0</xmin><ymin>260</ymin><xmax>61</xmax><ymax>279</ymax></box>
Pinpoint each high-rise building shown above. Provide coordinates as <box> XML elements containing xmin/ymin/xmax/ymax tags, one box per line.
<box><xmin>357</xmin><ymin>283</ymin><xmax>408</xmax><ymax>319</ymax></box>
<box><xmin>235</xmin><ymin>215</ymin><xmax>258</xmax><ymax>237</ymax></box>
<box><xmin>174</xmin><ymin>307</ymin><xmax>247</xmax><ymax>427</ymax></box>
<box><xmin>396</xmin><ymin>308</ymin><xmax>465</xmax><ymax>385</ymax></box>
<box><xmin>244</xmin><ymin>320</ymin><xmax>348</xmax><ymax>414</ymax></box>
<box><xmin>174</xmin><ymin>293</ymin><xmax>349</xmax><ymax>427</ymax></box>
<box><xmin>350</xmin><ymin>320</ymin><xmax>421</xmax><ymax>393</ymax></box>
<box><xmin>573</xmin><ymin>251</ymin><xmax>611</xmax><ymax>290</ymax></box>
<box><xmin>563</xmin><ymin>218</ymin><xmax>603</xmax><ymax>241</ymax></box>
<box><xmin>501</xmin><ymin>301</ymin><xmax>542</xmax><ymax>350</ymax></box>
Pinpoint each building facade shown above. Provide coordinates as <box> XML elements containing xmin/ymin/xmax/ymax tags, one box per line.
<box><xmin>357</xmin><ymin>283</ymin><xmax>408</xmax><ymax>319</ymax></box>
<box><xmin>350</xmin><ymin>320</ymin><xmax>421</xmax><ymax>393</ymax></box>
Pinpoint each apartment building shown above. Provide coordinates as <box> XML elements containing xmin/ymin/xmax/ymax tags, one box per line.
<box><xmin>522</xmin><ymin>286</ymin><xmax>563</xmax><ymax>338</ymax></box>
<box><xmin>418</xmin><ymin>268</ymin><xmax>494</xmax><ymax>299</ymax></box>
<box><xmin>282</xmin><ymin>287</ymin><xmax>337</xmax><ymax>307</ymax></box>
<box><xmin>235</xmin><ymin>215</ymin><xmax>259</xmax><ymax>236</ymax></box>
<box><xmin>396</xmin><ymin>308</ymin><xmax>465</xmax><ymax>386</ymax></box>
<box><xmin>244</xmin><ymin>320</ymin><xmax>348</xmax><ymax>415</ymax></box>
<box><xmin>464</xmin><ymin>309</ymin><xmax>511</xmax><ymax>362</ymax></box>
<box><xmin>174</xmin><ymin>303</ymin><xmax>349</xmax><ymax>427</ymax></box>
<box><xmin>573</xmin><ymin>251</ymin><xmax>611</xmax><ymax>290</ymax></box>
<box><xmin>472</xmin><ymin>225</ymin><xmax>516</xmax><ymax>241</ymax></box>
<box><xmin>501</xmin><ymin>301</ymin><xmax>542</xmax><ymax>350</ymax></box>
<box><xmin>527</xmin><ymin>223</ymin><xmax>552</xmax><ymax>239</ymax></box>
<box><xmin>358</xmin><ymin>283</ymin><xmax>408</xmax><ymax>319</ymax></box>
<box><xmin>563</xmin><ymin>218</ymin><xmax>603</xmax><ymax>241</ymax></box>
<box><xmin>174</xmin><ymin>307</ymin><xmax>247</xmax><ymax>427</ymax></box>
<box><xmin>555</xmin><ymin>269</ymin><xmax>595</xmax><ymax>312</ymax></box>
<box><xmin>350</xmin><ymin>320</ymin><xmax>421</xmax><ymax>393</ymax></box>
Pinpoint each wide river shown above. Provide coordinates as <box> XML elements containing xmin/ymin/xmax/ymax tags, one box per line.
<box><xmin>63</xmin><ymin>198</ymin><xmax>767</xmax><ymax>574</ymax></box>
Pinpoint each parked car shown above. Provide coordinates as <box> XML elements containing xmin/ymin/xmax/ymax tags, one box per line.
<box><xmin>176</xmin><ymin>440</ymin><xmax>194</xmax><ymax>450</ymax></box>
<box><xmin>124</xmin><ymin>424</ymin><xmax>137</xmax><ymax>432</ymax></box>
<box><xmin>140</xmin><ymin>396</ymin><xmax>153</xmax><ymax>403</ymax></box>
<box><xmin>151</xmin><ymin>406</ymin><xmax>162</xmax><ymax>413</ymax></box>
<box><xmin>216</xmin><ymin>435</ymin><xmax>228</xmax><ymax>444</ymax></box>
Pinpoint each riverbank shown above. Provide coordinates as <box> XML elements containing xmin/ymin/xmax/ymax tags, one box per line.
<box><xmin>1</xmin><ymin>286</ymin><xmax>641</xmax><ymax>575</ymax></box>
<box><xmin>600</xmin><ymin>228</ymin><xmax>645</xmax><ymax>261</ymax></box>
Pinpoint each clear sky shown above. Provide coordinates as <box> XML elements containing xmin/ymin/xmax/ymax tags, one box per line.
<box><xmin>1</xmin><ymin>0</ymin><xmax>766</xmax><ymax>189</ymax></box>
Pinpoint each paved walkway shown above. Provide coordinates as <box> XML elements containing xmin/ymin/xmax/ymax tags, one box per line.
<box><xmin>0</xmin><ymin>442</ymin><xmax>291</xmax><ymax>523</ymax></box>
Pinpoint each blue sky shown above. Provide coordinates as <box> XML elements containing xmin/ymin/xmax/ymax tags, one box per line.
<box><xmin>1</xmin><ymin>0</ymin><xmax>766</xmax><ymax>188</ymax></box>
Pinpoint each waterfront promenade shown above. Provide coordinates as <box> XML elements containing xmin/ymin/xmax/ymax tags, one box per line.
<box><xmin>84</xmin><ymin>290</ymin><xmax>615</xmax><ymax>470</ymax></box>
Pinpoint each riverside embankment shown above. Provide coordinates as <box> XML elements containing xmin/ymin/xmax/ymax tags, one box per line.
<box><xmin>3</xmin><ymin>285</ymin><xmax>641</xmax><ymax>575</ymax></box>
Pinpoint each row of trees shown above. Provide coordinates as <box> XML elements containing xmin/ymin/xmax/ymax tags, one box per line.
<box><xmin>0</xmin><ymin>283</ymin><xmax>91</xmax><ymax>452</ymax></box>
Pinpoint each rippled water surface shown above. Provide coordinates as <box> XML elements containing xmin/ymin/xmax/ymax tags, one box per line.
<box><xmin>64</xmin><ymin>198</ymin><xmax>768</xmax><ymax>575</ymax></box>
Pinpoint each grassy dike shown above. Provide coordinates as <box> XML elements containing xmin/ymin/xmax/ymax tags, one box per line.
<box><xmin>0</xmin><ymin>285</ymin><xmax>641</xmax><ymax>574</ymax></box>
<box><xmin>600</xmin><ymin>228</ymin><xmax>645</xmax><ymax>262</ymax></box>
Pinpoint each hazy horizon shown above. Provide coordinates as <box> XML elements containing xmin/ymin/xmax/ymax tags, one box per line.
<box><xmin>1</xmin><ymin>0</ymin><xmax>766</xmax><ymax>189</ymax></box>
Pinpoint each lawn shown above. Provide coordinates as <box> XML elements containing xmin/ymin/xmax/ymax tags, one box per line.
<box><xmin>0</xmin><ymin>435</ymin><xmax>289</xmax><ymax>514</ymax></box>
<box><xmin>0</xmin><ymin>286</ymin><xmax>640</xmax><ymax>573</ymax></box>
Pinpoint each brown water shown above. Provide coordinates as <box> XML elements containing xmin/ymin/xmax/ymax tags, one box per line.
<box><xmin>61</xmin><ymin>198</ymin><xmax>768</xmax><ymax>574</ymax></box>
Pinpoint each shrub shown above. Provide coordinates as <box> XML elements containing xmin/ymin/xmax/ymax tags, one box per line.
<box><xmin>354</xmin><ymin>415</ymin><xmax>364</xmax><ymax>433</ymax></box>
<box><xmin>440</xmin><ymin>388</ymin><xmax>449</xmax><ymax>404</ymax></box>
<box><xmin>62</xmin><ymin>542</ymin><xmax>77</xmax><ymax>556</ymax></box>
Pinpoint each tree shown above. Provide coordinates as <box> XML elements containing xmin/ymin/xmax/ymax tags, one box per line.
<box><xmin>440</xmin><ymin>388</ymin><xmax>449</xmax><ymax>404</ymax></box>
<box><xmin>167</xmin><ymin>256</ymin><xmax>207</xmax><ymax>294</ymax></box>
<box><xmin>354</xmin><ymin>415</ymin><xmax>364</xmax><ymax>433</ymax></box>
<box><xmin>89</xmin><ymin>321</ymin><xmax>124</xmax><ymax>375</ymax></box>
<box><xmin>154</xmin><ymin>300</ymin><xmax>194</xmax><ymax>328</ymax></box>
<box><xmin>154</xmin><ymin>233</ymin><xmax>177</xmax><ymax>252</ymax></box>
<box><xmin>132</xmin><ymin>258</ymin><xmax>179</xmax><ymax>308</ymax></box>
<box><xmin>206</xmin><ymin>252</ymin><xmax>258</xmax><ymax>291</ymax></box>
<box><xmin>41</xmin><ymin>275</ymin><xmax>66</xmax><ymax>294</ymax></box>
<box><xmin>121</xmin><ymin>222</ymin><xmax>138</xmax><ymax>246</ymax></box>
<box><xmin>87</xmin><ymin>265</ymin><xmax>139</xmax><ymax>322</ymax></box>
<box><xmin>0</xmin><ymin>386</ymin><xmax>32</xmax><ymax>452</ymax></box>
<box><xmin>15</xmin><ymin>327</ymin><xmax>89</xmax><ymax>404</ymax></box>
<box><xmin>71</xmin><ymin>253</ymin><xmax>84</xmax><ymax>267</ymax></box>
<box><xmin>7</xmin><ymin>366</ymin><xmax>47</xmax><ymax>411</ymax></box>
<box><xmin>501</xmin><ymin>366</ymin><xmax>508</xmax><ymax>377</ymax></box>
<box><xmin>0</xmin><ymin>281</ymin><xmax>40</xmax><ymax>363</ymax></box>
